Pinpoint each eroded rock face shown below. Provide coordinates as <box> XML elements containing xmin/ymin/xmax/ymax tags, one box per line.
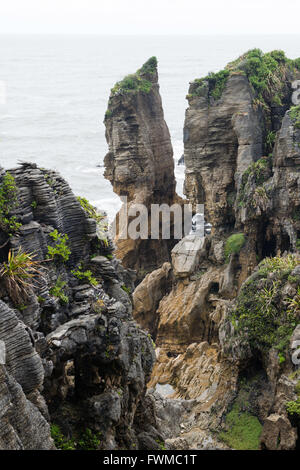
<box><xmin>184</xmin><ymin>73</ymin><xmax>263</xmax><ymax>229</ymax></box>
<box><xmin>132</xmin><ymin>262</ymin><xmax>173</xmax><ymax>337</ymax></box>
<box><xmin>0</xmin><ymin>163</ymin><xmax>158</xmax><ymax>450</ymax></box>
<box><xmin>0</xmin><ymin>301</ymin><xmax>54</xmax><ymax>450</ymax></box>
<box><xmin>104</xmin><ymin>58</ymin><xmax>181</xmax><ymax>274</ymax></box>
<box><xmin>131</xmin><ymin>53</ymin><xmax>300</xmax><ymax>450</ymax></box>
<box><xmin>104</xmin><ymin>60</ymin><xmax>175</xmax><ymax>204</ymax></box>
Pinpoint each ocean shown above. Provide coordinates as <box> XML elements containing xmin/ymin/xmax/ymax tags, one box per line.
<box><xmin>0</xmin><ymin>34</ymin><xmax>299</xmax><ymax>220</ymax></box>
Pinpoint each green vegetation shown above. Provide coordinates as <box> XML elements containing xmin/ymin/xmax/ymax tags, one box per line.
<box><xmin>49</xmin><ymin>276</ymin><xmax>69</xmax><ymax>305</ymax></box>
<box><xmin>51</xmin><ymin>424</ymin><xmax>101</xmax><ymax>450</ymax></box>
<box><xmin>189</xmin><ymin>69</ymin><xmax>230</xmax><ymax>100</ymax></box>
<box><xmin>138</xmin><ymin>56</ymin><xmax>157</xmax><ymax>75</ymax></box>
<box><xmin>0</xmin><ymin>172</ymin><xmax>22</xmax><ymax>235</ymax></box>
<box><xmin>110</xmin><ymin>56</ymin><xmax>157</xmax><ymax>97</ymax></box>
<box><xmin>105</xmin><ymin>109</ymin><xmax>112</xmax><ymax>118</ymax></box>
<box><xmin>51</xmin><ymin>424</ymin><xmax>76</xmax><ymax>450</ymax></box>
<box><xmin>219</xmin><ymin>375</ymin><xmax>264</xmax><ymax>449</ymax></box>
<box><xmin>0</xmin><ymin>248</ymin><xmax>42</xmax><ymax>304</ymax></box>
<box><xmin>77</xmin><ymin>428</ymin><xmax>101</xmax><ymax>450</ymax></box>
<box><xmin>266</xmin><ymin>130</ymin><xmax>277</xmax><ymax>153</ymax></box>
<box><xmin>238</xmin><ymin>157</ymin><xmax>270</xmax><ymax>207</ymax></box>
<box><xmin>219</xmin><ymin>402</ymin><xmax>262</xmax><ymax>450</ymax></box>
<box><xmin>285</xmin><ymin>380</ymin><xmax>300</xmax><ymax>426</ymax></box>
<box><xmin>121</xmin><ymin>284</ymin><xmax>131</xmax><ymax>295</ymax></box>
<box><xmin>224</xmin><ymin>233</ymin><xmax>245</xmax><ymax>261</ymax></box>
<box><xmin>290</xmin><ymin>105</ymin><xmax>300</xmax><ymax>129</ymax></box>
<box><xmin>92</xmin><ymin>298</ymin><xmax>105</xmax><ymax>314</ymax></box>
<box><xmin>47</xmin><ymin>229</ymin><xmax>71</xmax><ymax>263</ymax></box>
<box><xmin>258</xmin><ymin>253</ymin><xmax>299</xmax><ymax>276</ymax></box>
<box><xmin>77</xmin><ymin>196</ymin><xmax>105</xmax><ymax>224</ymax></box>
<box><xmin>31</xmin><ymin>200</ymin><xmax>37</xmax><ymax>210</ymax></box>
<box><xmin>286</xmin><ymin>399</ymin><xmax>300</xmax><ymax>417</ymax></box>
<box><xmin>187</xmin><ymin>49</ymin><xmax>300</xmax><ymax>125</ymax></box>
<box><xmin>230</xmin><ymin>255</ymin><xmax>300</xmax><ymax>358</ymax></box>
<box><xmin>155</xmin><ymin>439</ymin><xmax>166</xmax><ymax>451</ymax></box>
<box><xmin>71</xmin><ymin>266</ymin><xmax>98</xmax><ymax>286</ymax></box>
<box><xmin>77</xmin><ymin>196</ymin><xmax>109</xmax><ymax>247</ymax></box>
<box><xmin>226</xmin><ymin>49</ymin><xmax>299</xmax><ymax>106</ymax></box>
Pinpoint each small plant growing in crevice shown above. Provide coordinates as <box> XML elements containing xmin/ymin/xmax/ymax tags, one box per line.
<box><xmin>290</xmin><ymin>105</ymin><xmax>300</xmax><ymax>129</ymax></box>
<box><xmin>77</xmin><ymin>196</ymin><xmax>109</xmax><ymax>247</ymax></box>
<box><xmin>0</xmin><ymin>172</ymin><xmax>22</xmax><ymax>235</ymax></box>
<box><xmin>0</xmin><ymin>248</ymin><xmax>43</xmax><ymax>304</ymax></box>
<box><xmin>71</xmin><ymin>265</ymin><xmax>98</xmax><ymax>286</ymax></box>
<box><xmin>224</xmin><ymin>233</ymin><xmax>245</xmax><ymax>261</ymax></box>
<box><xmin>49</xmin><ymin>276</ymin><xmax>69</xmax><ymax>305</ymax></box>
<box><xmin>155</xmin><ymin>439</ymin><xmax>166</xmax><ymax>451</ymax></box>
<box><xmin>77</xmin><ymin>196</ymin><xmax>105</xmax><ymax>224</ymax></box>
<box><xmin>266</xmin><ymin>130</ymin><xmax>277</xmax><ymax>153</ymax></box>
<box><xmin>238</xmin><ymin>157</ymin><xmax>270</xmax><ymax>207</ymax></box>
<box><xmin>50</xmin><ymin>424</ymin><xmax>75</xmax><ymax>450</ymax></box>
<box><xmin>121</xmin><ymin>284</ymin><xmax>131</xmax><ymax>295</ymax></box>
<box><xmin>47</xmin><ymin>229</ymin><xmax>71</xmax><ymax>263</ymax></box>
<box><xmin>77</xmin><ymin>428</ymin><xmax>101</xmax><ymax>450</ymax></box>
<box><xmin>50</xmin><ymin>424</ymin><xmax>101</xmax><ymax>450</ymax></box>
<box><xmin>286</xmin><ymin>399</ymin><xmax>300</xmax><ymax>417</ymax></box>
<box><xmin>92</xmin><ymin>298</ymin><xmax>105</xmax><ymax>314</ymax></box>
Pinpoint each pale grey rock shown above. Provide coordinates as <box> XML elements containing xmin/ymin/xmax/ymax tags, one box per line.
<box><xmin>171</xmin><ymin>234</ymin><xmax>205</xmax><ymax>278</ymax></box>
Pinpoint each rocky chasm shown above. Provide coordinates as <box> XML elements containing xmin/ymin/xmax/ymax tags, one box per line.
<box><xmin>0</xmin><ymin>50</ymin><xmax>300</xmax><ymax>450</ymax></box>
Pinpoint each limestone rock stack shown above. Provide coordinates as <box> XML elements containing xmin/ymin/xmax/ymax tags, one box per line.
<box><xmin>104</xmin><ymin>57</ymin><xmax>181</xmax><ymax>274</ymax></box>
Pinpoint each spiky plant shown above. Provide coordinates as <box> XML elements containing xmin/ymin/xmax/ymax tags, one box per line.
<box><xmin>0</xmin><ymin>248</ymin><xmax>43</xmax><ymax>304</ymax></box>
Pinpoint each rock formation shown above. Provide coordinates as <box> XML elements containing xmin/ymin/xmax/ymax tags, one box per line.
<box><xmin>132</xmin><ymin>50</ymin><xmax>300</xmax><ymax>450</ymax></box>
<box><xmin>104</xmin><ymin>57</ymin><xmax>182</xmax><ymax>276</ymax></box>
<box><xmin>0</xmin><ymin>163</ymin><xmax>160</xmax><ymax>450</ymax></box>
<box><xmin>1</xmin><ymin>49</ymin><xmax>300</xmax><ymax>452</ymax></box>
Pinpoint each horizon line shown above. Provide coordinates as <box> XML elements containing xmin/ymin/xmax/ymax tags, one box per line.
<box><xmin>0</xmin><ymin>32</ymin><xmax>300</xmax><ymax>37</ymax></box>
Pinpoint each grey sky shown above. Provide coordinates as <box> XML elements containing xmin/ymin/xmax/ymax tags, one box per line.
<box><xmin>0</xmin><ymin>0</ymin><xmax>299</xmax><ymax>35</ymax></box>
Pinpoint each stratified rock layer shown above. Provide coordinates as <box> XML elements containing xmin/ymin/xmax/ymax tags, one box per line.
<box><xmin>184</xmin><ymin>73</ymin><xmax>263</xmax><ymax>229</ymax></box>
<box><xmin>104</xmin><ymin>58</ymin><xmax>180</xmax><ymax>274</ymax></box>
<box><xmin>0</xmin><ymin>163</ymin><xmax>159</xmax><ymax>450</ymax></box>
<box><xmin>132</xmin><ymin>52</ymin><xmax>300</xmax><ymax>450</ymax></box>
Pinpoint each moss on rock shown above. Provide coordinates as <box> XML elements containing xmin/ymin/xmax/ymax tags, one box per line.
<box><xmin>109</xmin><ymin>56</ymin><xmax>157</xmax><ymax>97</ymax></box>
<box><xmin>224</xmin><ymin>233</ymin><xmax>245</xmax><ymax>261</ymax></box>
<box><xmin>230</xmin><ymin>254</ymin><xmax>300</xmax><ymax>358</ymax></box>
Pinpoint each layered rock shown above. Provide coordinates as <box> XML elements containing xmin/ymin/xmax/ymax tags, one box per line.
<box><xmin>131</xmin><ymin>51</ymin><xmax>300</xmax><ymax>450</ymax></box>
<box><xmin>0</xmin><ymin>163</ymin><xmax>159</xmax><ymax>450</ymax></box>
<box><xmin>184</xmin><ymin>50</ymin><xmax>299</xmax><ymax>234</ymax></box>
<box><xmin>184</xmin><ymin>73</ymin><xmax>263</xmax><ymax>229</ymax></box>
<box><xmin>104</xmin><ymin>57</ymin><xmax>181</xmax><ymax>275</ymax></box>
<box><xmin>0</xmin><ymin>301</ymin><xmax>54</xmax><ymax>449</ymax></box>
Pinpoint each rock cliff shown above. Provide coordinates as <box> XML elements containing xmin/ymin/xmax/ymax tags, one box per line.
<box><xmin>1</xmin><ymin>49</ymin><xmax>300</xmax><ymax>452</ymax></box>
<box><xmin>132</xmin><ymin>50</ymin><xmax>300</xmax><ymax>450</ymax></box>
<box><xmin>104</xmin><ymin>57</ymin><xmax>181</xmax><ymax>276</ymax></box>
<box><xmin>0</xmin><ymin>163</ymin><xmax>160</xmax><ymax>450</ymax></box>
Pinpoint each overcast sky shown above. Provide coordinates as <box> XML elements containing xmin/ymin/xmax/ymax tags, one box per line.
<box><xmin>0</xmin><ymin>0</ymin><xmax>299</xmax><ymax>35</ymax></box>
